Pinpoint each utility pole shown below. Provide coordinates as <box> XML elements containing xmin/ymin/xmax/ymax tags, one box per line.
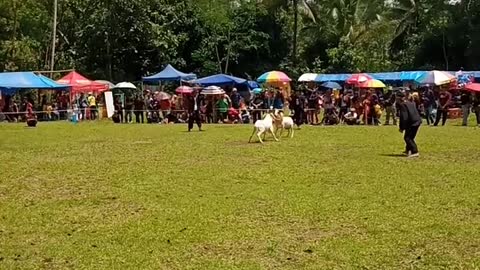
<box><xmin>50</xmin><ymin>0</ymin><xmax>58</xmax><ymax>75</ymax></box>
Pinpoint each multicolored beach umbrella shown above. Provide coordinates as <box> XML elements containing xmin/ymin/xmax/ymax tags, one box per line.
<box><xmin>257</xmin><ymin>71</ymin><xmax>292</xmax><ymax>83</ymax></box>
<box><xmin>358</xmin><ymin>79</ymin><xmax>386</xmax><ymax>88</ymax></box>
<box><xmin>415</xmin><ymin>70</ymin><xmax>456</xmax><ymax>86</ymax></box>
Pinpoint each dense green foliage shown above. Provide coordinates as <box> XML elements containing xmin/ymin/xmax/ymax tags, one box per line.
<box><xmin>1</xmin><ymin>0</ymin><xmax>479</xmax><ymax>81</ymax></box>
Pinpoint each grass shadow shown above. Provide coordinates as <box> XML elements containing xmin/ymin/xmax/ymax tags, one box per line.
<box><xmin>380</xmin><ymin>153</ymin><xmax>406</xmax><ymax>158</ymax></box>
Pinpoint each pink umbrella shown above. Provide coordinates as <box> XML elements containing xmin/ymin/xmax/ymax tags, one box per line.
<box><xmin>175</xmin><ymin>86</ymin><xmax>193</xmax><ymax>95</ymax></box>
<box><xmin>465</xmin><ymin>83</ymin><xmax>480</xmax><ymax>92</ymax></box>
<box><xmin>156</xmin><ymin>91</ymin><xmax>171</xmax><ymax>101</ymax></box>
<box><xmin>346</xmin><ymin>73</ymin><xmax>373</xmax><ymax>86</ymax></box>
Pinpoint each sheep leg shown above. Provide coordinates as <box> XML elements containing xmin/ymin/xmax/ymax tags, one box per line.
<box><xmin>248</xmin><ymin>127</ymin><xmax>257</xmax><ymax>143</ymax></box>
<box><xmin>257</xmin><ymin>128</ymin><xmax>265</xmax><ymax>144</ymax></box>
<box><xmin>270</xmin><ymin>127</ymin><xmax>279</xmax><ymax>142</ymax></box>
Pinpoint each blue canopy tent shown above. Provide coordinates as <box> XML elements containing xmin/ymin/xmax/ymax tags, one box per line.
<box><xmin>192</xmin><ymin>74</ymin><xmax>248</xmax><ymax>87</ymax></box>
<box><xmin>142</xmin><ymin>64</ymin><xmax>197</xmax><ymax>83</ymax></box>
<box><xmin>0</xmin><ymin>72</ymin><xmax>68</xmax><ymax>94</ymax></box>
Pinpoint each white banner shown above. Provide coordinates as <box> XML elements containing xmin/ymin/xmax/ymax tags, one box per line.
<box><xmin>104</xmin><ymin>91</ymin><xmax>114</xmax><ymax>118</ymax></box>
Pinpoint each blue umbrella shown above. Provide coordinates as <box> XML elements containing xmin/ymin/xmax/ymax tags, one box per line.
<box><xmin>321</xmin><ymin>81</ymin><xmax>341</xmax><ymax>89</ymax></box>
<box><xmin>248</xmin><ymin>80</ymin><xmax>260</xmax><ymax>89</ymax></box>
<box><xmin>252</xmin><ymin>88</ymin><xmax>263</xmax><ymax>94</ymax></box>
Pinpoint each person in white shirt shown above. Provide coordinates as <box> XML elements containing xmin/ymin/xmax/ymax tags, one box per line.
<box><xmin>344</xmin><ymin>108</ymin><xmax>359</xmax><ymax>125</ymax></box>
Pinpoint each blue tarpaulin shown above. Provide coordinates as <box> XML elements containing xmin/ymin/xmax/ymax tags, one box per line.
<box><xmin>309</xmin><ymin>70</ymin><xmax>480</xmax><ymax>84</ymax></box>
<box><xmin>142</xmin><ymin>64</ymin><xmax>197</xmax><ymax>82</ymax></box>
<box><xmin>462</xmin><ymin>72</ymin><xmax>480</xmax><ymax>79</ymax></box>
<box><xmin>370</xmin><ymin>72</ymin><xmax>402</xmax><ymax>81</ymax></box>
<box><xmin>314</xmin><ymin>74</ymin><xmax>351</xmax><ymax>82</ymax></box>
<box><xmin>398</xmin><ymin>71</ymin><xmax>426</xmax><ymax>81</ymax></box>
<box><xmin>192</xmin><ymin>74</ymin><xmax>248</xmax><ymax>87</ymax></box>
<box><xmin>0</xmin><ymin>72</ymin><xmax>68</xmax><ymax>94</ymax></box>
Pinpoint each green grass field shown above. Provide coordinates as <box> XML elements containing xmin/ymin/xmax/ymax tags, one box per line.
<box><xmin>1</xmin><ymin>121</ymin><xmax>480</xmax><ymax>269</ymax></box>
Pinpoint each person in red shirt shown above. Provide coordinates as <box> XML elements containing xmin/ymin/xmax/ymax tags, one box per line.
<box><xmin>25</xmin><ymin>98</ymin><xmax>37</xmax><ymax>127</ymax></box>
<box><xmin>434</xmin><ymin>89</ymin><xmax>452</xmax><ymax>126</ymax></box>
<box><xmin>228</xmin><ymin>107</ymin><xmax>240</xmax><ymax>123</ymax></box>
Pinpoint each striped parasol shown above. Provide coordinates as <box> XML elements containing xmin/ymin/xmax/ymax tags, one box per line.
<box><xmin>201</xmin><ymin>86</ymin><xmax>225</xmax><ymax>95</ymax></box>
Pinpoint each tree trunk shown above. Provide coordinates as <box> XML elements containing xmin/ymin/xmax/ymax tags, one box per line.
<box><xmin>106</xmin><ymin>0</ymin><xmax>113</xmax><ymax>81</ymax></box>
<box><xmin>292</xmin><ymin>0</ymin><xmax>298</xmax><ymax>67</ymax></box>
<box><xmin>215</xmin><ymin>43</ymin><xmax>223</xmax><ymax>73</ymax></box>
<box><xmin>12</xmin><ymin>0</ymin><xmax>18</xmax><ymax>42</ymax></box>
<box><xmin>50</xmin><ymin>0</ymin><xmax>58</xmax><ymax>74</ymax></box>
<box><xmin>224</xmin><ymin>30</ymin><xmax>231</xmax><ymax>74</ymax></box>
<box><xmin>11</xmin><ymin>0</ymin><xmax>18</xmax><ymax>60</ymax></box>
<box><xmin>442</xmin><ymin>32</ymin><xmax>448</xmax><ymax>70</ymax></box>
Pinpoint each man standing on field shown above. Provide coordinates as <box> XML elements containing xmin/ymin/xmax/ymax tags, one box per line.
<box><xmin>397</xmin><ymin>92</ymin><xmax>422</xmax><ymax>158</ymax></box>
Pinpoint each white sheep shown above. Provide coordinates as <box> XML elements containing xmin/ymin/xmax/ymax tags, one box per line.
<box><xmin>248</xmin><ymin>113</ymin><xmax>279</xmax><ymax>144</ymax></box>
<box><xmin>273</xmin><ymin>110</ymin><xmax>295</xmax><ymax>139</ymax></box>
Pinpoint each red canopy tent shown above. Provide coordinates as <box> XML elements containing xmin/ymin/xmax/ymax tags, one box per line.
<box><xmin>57</xmin><ymin>71</ymin><xmax>109</xmax><ymax>93</ymax></box>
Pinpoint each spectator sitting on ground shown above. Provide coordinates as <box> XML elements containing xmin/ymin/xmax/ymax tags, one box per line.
<box><xmin>52</xmin><ymin>104</ymin><xmax>60</xmax><ymax>120</ymax></box>
<box><xmin>324</xmin><ymin>107</ymin><xmax>339</xmax><ymax>125</ymax></box>
<box><xmin>241</xmin><ymin>109</ymin><xmax>251</xmax><ymax>124</ymax></box>
<box><xmin>147</xmin><ymin>111</ymin><xmax>161</xmax><ymax>124</ymax></box>
<box><xmin>112</xmin><ymin>111</ymin><xmax>121</xmax><ymax>123</ymax></box>
<box><xmin>163</xmin><ymin>112</ymin><xmax>182</xmax><ymax>124</ymax></box>
<box><xmin>227</xmin><ymin>107</ymin><xmax>241</xmax><ymax>123</ymax></box>
<box><xmin>344</xmin><ymin>108</ymin><xmax>359</xmax><ymax>125</ymax></box>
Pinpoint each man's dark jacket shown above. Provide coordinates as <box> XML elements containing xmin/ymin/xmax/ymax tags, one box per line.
<box><xmin>399</xmin><ymin>100</ymin><xmax>422</xmax><ymax>131</ymax></box>
<box><xmin>186</xmin><ymin>95</ymin><xmax>205</xmax><ymax>113</ymax></box>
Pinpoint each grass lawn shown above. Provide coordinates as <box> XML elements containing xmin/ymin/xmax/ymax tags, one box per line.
<box><xmin>0</xmin><ymin>120</ymin><xmax>479</xmax><ymax>269</ymax></box>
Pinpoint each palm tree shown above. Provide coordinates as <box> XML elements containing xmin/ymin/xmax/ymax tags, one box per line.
<box><xmin>262</xmin><ymin>0</ymin><xmax>314</xmax><ymax>66</ymax></box>
<box><xmin>300</xmin><ymin>0</ymin><xmax>383</xmax><ymax>45</ymax></box>
<box><xmin>388</xmin><ymin>0</ymin><xmax>420</xmax><ymax>52</ymax></box>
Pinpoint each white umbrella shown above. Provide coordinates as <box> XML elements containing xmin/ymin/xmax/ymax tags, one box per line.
<box><xmin>201</xmin><ymin>86</ymin><xmax>225</xmax><ymax>95</ymax></box>
<box><xmin>298</xmin><ymin>73</ymin><xmax>318</xmax><ymax>82</ymax></box>
<box><xmin>94</xmin><ymin>80</ymin><xmax>115</xmax><ymax>89</ymax></box>
<box><xmin>415</xmin><ymin>71</ymin><xmax>456</xmax><ymax>86</ymax></box>
<box><xmin>113</xmin><ymin>82</ymin><xmax>137</xmax><ymax>89</ymax></box>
